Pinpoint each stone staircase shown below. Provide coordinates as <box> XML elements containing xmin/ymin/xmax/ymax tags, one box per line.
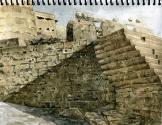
<box><xmin>125</xmin><ymin>29</ymin><xmax>162</xmax><ymax>82</ymax></box>
<box><xmin>95</xmin><ymin>29</ymin><xmax>162</xmax><ymax>124</ymax></box>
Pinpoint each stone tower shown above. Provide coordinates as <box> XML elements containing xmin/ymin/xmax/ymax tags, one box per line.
<box><xmin>0</xmin><ymin>0</ymin><xmax>37</xmax><ymax>46</ymax></box>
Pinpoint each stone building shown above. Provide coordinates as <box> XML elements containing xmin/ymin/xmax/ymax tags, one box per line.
<box><xmin>34</xmin><ymin>11</ymin><xmax>57</xmax><ymax>38</ymax></box>
<box><xmin>0</xmin><ymin>1</ymin><xmax>58</xmax><ymax>46</ymax></box>
<box><xmin>0</xmin><ymin>5</ymin><xmax>37</xmax><ymax>46</ymax></box>
<box><xmin>67</xmin><ymin>13</ymin><xmax>97</xmax><ymax>42</ymax></box>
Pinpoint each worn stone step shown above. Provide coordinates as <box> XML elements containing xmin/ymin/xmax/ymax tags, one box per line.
<box><xmin>114</xmin><ymin>75</ymin><xmax>160</xmax><ymax>88</ymax></box>
<box><xmin>98</xmin><ymin>50</ymin><xmax>140</xmax><ymax>65</ymax></box>
<box><xmin>102</xmin><ymin>63</ymin><xmax>150</xmax><ymax>76</ymax></box>
<box><xmin>149</xmin><ymin>63</ymin><xmax>162</xmax><ymax>71</ymax></box>
<box><xmin>140</xmin><ymin>52</ymin><xmax>156</xmax><ymax>59</ymax></box>
<box><xmin>116</xmin><ymin>83</ymin><xmax>162</xmax><ymax>92</ymax></box>
<box><xmin>97</xmin><ymin>29</ymin><xmax>125</xmax><ymax>43</ymax></box>
<box><xmin>95</xmin><ymin>40</ymin><xmax>130</xmax><ymax>54</ymax></box>
<box><xmin>116</xmin><ymin>83</ymin><xmax>162</xmax><ymax>96</ymax></box>
<box><xmin>102</xmin><ymin>69</ymin><xmax>155</xmax><ymax>82</ymax></box>
<box><xmin>158</xmin><ymin>75</ymin><xmax>162</xmax><ymax>80</ymax></box>
<box><xmin>95</xmin><ymin>36</ymin><xmax>126</xmax><ymax>50</ymax></box>
<box><xmin>154</xmin><ymin>69</ymin><xmax>162</xmax><ymax>76</ymax></box>
<box><xmin>130</xmin><ymin>39</ymin><xmax>162</xmax><ymax>52</ymax></box>
<box><xmin>145</xmin><ymin>57</ymin><xmax>160</xmax><ymax>65</ymax></box>
<box><xmin>125</xmin><ymin>30</ymin><xmax>162</xmax><ymax>47</ymax></box>
<box><xmin>101</xmin><ymin>56</ymin><xmax>146</xmax><ymax>71</ymax></box>
<box><xmin>135</xmin><ymin>45</ymin><xmax>162</xmax><ymax>52</ymax></box>
<box><xmin>131</xmin><ymin>38</ymin><xmax>162</xmax><ymax>51</ymax></box>
<box><xmin>135</xmin><ymin>46</ymin><xmax>162</xmax><ymax>58</ymax></box>
<box><xmin>96</xmin><ymin>45</ymin><xmax>135</xmax><ymax>60</ymax></box>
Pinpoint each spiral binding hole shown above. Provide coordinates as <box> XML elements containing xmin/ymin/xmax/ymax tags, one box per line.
<box><xmin>0</xmin><ymin>0</ymin><xmax>161</xmax><ymax>6</ymax></box>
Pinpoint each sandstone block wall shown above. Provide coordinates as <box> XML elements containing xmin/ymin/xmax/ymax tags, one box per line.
<box><xmin>0</xmin><ymin>39</ymin><xmax>93</xmax><ymax>100</ymax></box>
<box><xmin>6</xmin><ymin>44</ymin><xmax>114</xmax><ymax>113</ymax></box>
<box><xmin>101</xmin><ymin>19</ymin><xmax>154</xmax><ymax>37</ymax></box>
<box><xmin>0</xmin><ymin>6</ymin><xmax>37</xmax><ymax>46</ymax></box>
<box><xmin>101</xmin><ymin>20</ymin><xmax>123</xmax><ymax>36</ymax></box>
<box><xmin>95</xmin><ymin>29</ymin><xmax>162</xmax><ymax>124</ymax></box>
<box><xmin>34</xmin><ymin>11</ymin><xmax>57</xmax><ymax>38</ymax></box>
<box><xmin>67</xmin><ymin>20</ymin><xmax>97</xmax><ymax>42</ymax></box>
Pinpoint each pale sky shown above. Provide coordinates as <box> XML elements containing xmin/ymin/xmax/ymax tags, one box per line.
<box><xmin>33</xmin><ymin>1</ymin><xmax>162</xmax><ymax>37</ymax></box>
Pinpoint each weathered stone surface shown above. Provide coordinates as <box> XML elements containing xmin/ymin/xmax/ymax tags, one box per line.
<box><xmin>0</xmin><ymin>39</ymin><xmax>93</xmax><ymax>101</ymax></box>
<box><xmin>60</xmin><ymin>108</ymin><xmax>84</xmax><ymax>120</ymax></box>
<box><xmin>95</xmin><ymin>29</ymin><xmax>162</xmax><ymax>125</ymax></box>
<box><xmin>0</xmin><ymin>7</ymin><xmax>162</xmax><ymax>125</ymax></box>
<box><xmin>67</xmin><ymin>20</ymin><xmax>97</xmax><ymax>42</ymax></box>
<box><xmin>85</xmin><ymin>112</ymin><xmax>107</xmax><ymax>125</ymax></box>
<box><xmin>5</xmin><ymin>44</ymin><xmax>113</xmax><ymax>114</ymax></box>
<box><xmin>35</xmin><ymin>11</ymin><xmax>57</xmax><ymax>38</ymax></box>
<box><xmin>0</xmin><ymin>5</ymin><xmax>37</xmax><ymax>45</ymax></box>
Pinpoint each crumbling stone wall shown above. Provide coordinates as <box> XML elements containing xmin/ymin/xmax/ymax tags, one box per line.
<box><xmin>0</xmin><ymin>39</ymin><xmax>93</xmax><ymax>100</ymax></box>
<box><xmin>0</xmin><ymin>5</ymin><xmax>37</xmax><ymax>46</ymax></box>
<box><xmin>6</xmin><ymin>44</ymin><xmax>115</xmax><ymax>113</ymax></box>
<box><xmin>101</xmin><ymin>18</ymin><xmax>154</xmax><ymax>37</ymax></box>
<box><xmin>67</xmin><ymin>20</ymin><xmax>96</xmax><ymax>42</ymax></box>
<box><xmin>101</xmin><ymin>20</ymin><xmax>123</xmax><ymax>36</ymax></box>
<box><xmin>34</xmin><ymin>11</ymin><xmax>57</xmax><ymax>38</ymax></box>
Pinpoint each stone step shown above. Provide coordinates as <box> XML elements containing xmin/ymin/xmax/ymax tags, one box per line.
<box><xmin>96</xmin><ymin>45</ymin><xmax>135</xmax><ymax>59</ymax></box>
<box><xmin>95</xmin><ymin>35</ymin><xmax>126</xmax><ymax>50</ymax></box>
<box><xmin>154</xmin><ymin>69</ymin><xmax>162</xmax><ymax>75</ymax></box>
<box><xmin>116</xmin><ymin>83</ymin><xmax>162</xmax><ymax>92</ymax></box>
<box><xmin>130</xmin><ymin>39</ymin><xmax>162</xmax><ymax>52</ymax></box>
<box><xmin>149</xmin><ymin>63</ymin><xmax>162</xmax><ymax>71</ymax></box>
<box><xmin>102</xmin><ymin>69</ymin><xmax>155</xmax><ymax>82</ymax></box>
<box><xmin>102</xmin><ymin>63</ymin><xmax>150</xmax><ymax>76</ymax></box>
<box><xmin>95</xmin><ymin>40</ymin><xmax>130</xmax><ymax>54</ymax></box>
<box><xmin>138</xmin><ymin>50</ymin><xmax>156</xmax><ymax>59</ymax></box>
<box><xmin>140</xmin><ymin>51</ymin><xmax>156</xmax><ymax>59</ymax></box>
<box><xmin>115</xmin><ymin>83</ymin><xmax>162</xmax><ymax>97</ymax></box>
<box><xmin>97</xmin><ymin>29</ymin><xmax>125</xmax><ymax>43</ymax></box>
<box><xmin>98</xmin><ymin>50</ymin><xmax>140</xmax><ymax>65</ymax></box>
<box><xmin>125</xmin><ymin>31</ymin><xmax>162</xmax><ymax>47</ymax></box>
<box><xmin>135</xmin><ymin>46</ymin><xmax>162</xmax><ymax>58</ymax></box>
<box><xmin>145</xmin><ymin>57</ymin><xmax>160</xmax><ymax>65</ymax></box>
<box><xmin>101</xmin><ymin>56</ymin><xmax>145</xmax><ymax>71</ymax></box>
<box><xmin>158</xmin><ymin>75</ymin><xmax>162</xmax><ymax>80</ymax></box>
<box><xmin>135</xmin><ymin>45</ymin><xmax>162</xmax><ymax>65</ymax></box>
<box><xmin>114</xmin><ymin>75</ymin><xmax>160</xmax><ymax>88</ymax></box>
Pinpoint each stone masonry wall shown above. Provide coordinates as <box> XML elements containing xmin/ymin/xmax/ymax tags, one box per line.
<box><xmin>5</xmin><ymin>44</ymin><xmax>115</xmax><ymax>113</ymax></box>
<box><xmin>67</xmin><ymin>20</ymin><xmax>97</xmax><ymax>42</ymax></box>
<box><xmin>0</xmin><ymin>5</ymin><xmax>36</xmax><ymax>46</ymax></box>
<box><xmin>0</xmin><ymin>39</ymin><xmax>93</xmax><ymax>101</ymax></box>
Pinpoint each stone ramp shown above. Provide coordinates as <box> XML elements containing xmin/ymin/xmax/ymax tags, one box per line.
<box><xmin>95</xmin><ymin>29</ymin><xmax>162</xmax><ymax>124</ymax></box>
